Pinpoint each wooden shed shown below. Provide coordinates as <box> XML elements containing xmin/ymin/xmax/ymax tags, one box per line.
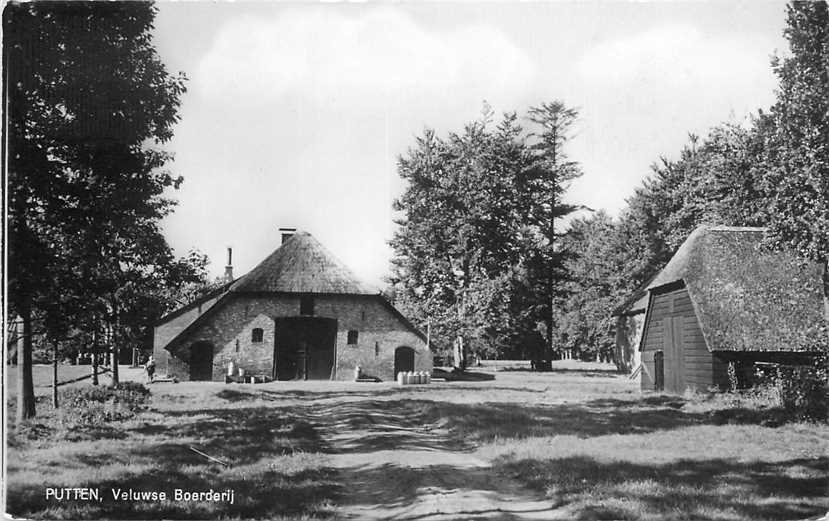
<box><xmin>639</xmin><ymin>226</ymin><xmax>825</xmax><ymax>393</ymax></box>
<box><xmin>611</xmin><ymin>277</ymin><xmax>653</xmax><ymax>374</ymax></box>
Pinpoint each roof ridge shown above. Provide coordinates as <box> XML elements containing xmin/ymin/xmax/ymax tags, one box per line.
<box><xmin>708</xmin><ymin>225</ymin><xmax>766</xmax><ymax>232</ymax></box>
<box><xmin>229</xmin><ymin>231</ymin><xmax>378</xmax><ymax>295</ymax></box>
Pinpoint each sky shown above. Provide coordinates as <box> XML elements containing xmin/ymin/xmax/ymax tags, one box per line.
<box><xmin>151</xmin><ymin>1</ymin><xmax>789</xmax><ymax>287</ymax></box>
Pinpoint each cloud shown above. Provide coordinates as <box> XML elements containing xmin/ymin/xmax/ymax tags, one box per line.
<box><xmin>195</xmin><ymin>8</ymin><xmax>536</xmax><ymax>106</ymax></box>
<box><xmin>577</xmin><ymin>24</ymin><xmax>772</xmax><ymax>89</ymax></box>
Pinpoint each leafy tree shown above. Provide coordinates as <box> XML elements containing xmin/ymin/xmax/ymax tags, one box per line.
<box><xmin>390</xmin><ymin>102</ymin><xmax>582</xmax><ymax>367</ymax></box>
<box><xmin>5</xmin><ymin>2</ymin><xmax>186</xmax><ymax>418</ymax></box>
<box><xmin>760</xmin><ymin>1</ymin><xmax>829</xmax><ymax>320</ymax></box>
<box><xmin>391</xmin><ymin>108</ymin><xmax>528</xmax><ymax>362</ymax></box>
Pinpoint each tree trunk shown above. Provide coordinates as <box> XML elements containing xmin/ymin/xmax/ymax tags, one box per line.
<box><xmin>91</xmin><ymin>323</ymin><xmax>99</xmax><ymax>386</ymax></box>
<box><xmin>16</xmin><ymin>311</ymin><xmax>36</xmax><ymax>422</ymax></box>
<box><xmin>110</xmin><ymin>316</ymin><xmax>119</xmax><ymax>387</ymax></box>
<box><xmin>52</xmin><ymin>340</ymin><xmax>59</xmax><ymax>409</ymax></box>
<box><xmin>546</xmin><ymin>291</ymin><xmax>554</xmax><ymax>360</ymax></box>
<box><xmin>823</xmin><ymin>258</ymin><xmax>828</xmax><ymax>323</ymax></box>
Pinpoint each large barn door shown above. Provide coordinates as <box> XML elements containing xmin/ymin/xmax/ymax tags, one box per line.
<box><xmin>274</xmin><ymin>317</ymin><xmax>337</xmax><ymax>380</ymax></box>
<box><xmin>190</xmin><ymin>342</ymin><xmax>214</xmax><ymax>381</ymax></box>
<box><xmin>394</xmin><ymin>346</ymin><xmax>415</xmax><ymax>378</ymax></box>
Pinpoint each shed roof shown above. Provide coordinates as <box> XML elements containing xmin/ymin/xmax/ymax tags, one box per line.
<box><xmin>229</xmin><ymin>232</ymin><xmax>378</xmax><ymax>295</ymax></box>
<box><xmin>645</xmin><ymin>225</ymin><xmax>825</xmax><ymax>353</ymax></box>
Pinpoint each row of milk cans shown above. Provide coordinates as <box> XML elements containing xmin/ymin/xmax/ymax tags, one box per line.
<box><xmin>397</xmin><ymin>371</ymin><xmax>431</xmax><ymax>385</ymax></box>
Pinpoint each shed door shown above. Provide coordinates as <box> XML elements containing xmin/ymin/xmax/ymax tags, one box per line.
<box><xmin>662</xmin><ymin>317</ymin><xmax>685</xmax><ymax>392</ymax></box>
<box><xmin>654</xmin><ymin>351</ymin><xmax>664</xmax><ymax>391</ymax></box>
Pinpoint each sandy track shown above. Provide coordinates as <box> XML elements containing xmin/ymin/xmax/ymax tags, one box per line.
<box><xmin>305</xmin><ymin>400</ymin><xmax>555</xmax><ymax>520</ymax></box>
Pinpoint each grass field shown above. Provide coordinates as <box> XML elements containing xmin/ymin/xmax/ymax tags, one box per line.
<box><xmin>5</xmin><ymin>362</ymin><xmax>828</xmax><ymax>520</ymax></box>
<box><xmin>5</xmin><ymin>363</ymin><xmax>141</xmax><ymax>397</ymax></box>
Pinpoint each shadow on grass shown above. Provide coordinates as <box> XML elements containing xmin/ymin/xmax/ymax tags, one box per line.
<box><xmin>6</xmin><ymin>403</ymin><xmax>341</xmax><ymax>520</ymax></box>
<box><xmin>132</xmin><ymin>406</ymin><xmax>325</xmax><ymax>464</ymax></box>
<box><xmin>406</xmin><ymin>399</ymin><xmax>702</xmax><ymax>442</ymax></box>
<box><xmin>493</xmin><ymin>367</ymin><xmax>622</xmax><ymax>377</ymax></box>
<box><xmin>215</xmin><ymin>388</ymin><xmax>253</xmax><ymax>402</ymax></box>
<box><xmin>497</xmin><ymin>455</ymin><xmax>829</xmax><ymax>521</ymax></box>
<box><xmin>214</xmin><ymin>382</ymin><xmax>553</xmax><ymax>405</ymax></box>
<box><xmin>7</xmin><ymin>465</ymin><xmax>340</xmax><ymax>520</ymax></box>
<box><xmin>302</xmin><ymin>395</ymin><xmax>811</xmax><ymax>448</ymax></box>
<box><xmin>292</xmin><ymin>396</ymin><xmax>782</xmax><ymax>456</ymax></box>
<box><xmin>432</xmin><ymin>369</ymin><xmax>495</xmax><ymax>381</ymax></box>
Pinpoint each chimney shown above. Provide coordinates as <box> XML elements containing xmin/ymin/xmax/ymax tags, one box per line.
<box><xmin>279</xmin><ymin>227</ymin><xmax>297</xmax><ymax>244</ymax></box>
<box><xmin>224</xmin><ymin>247</ymin><xmax>233</xmax><ymax>282</ymax></box>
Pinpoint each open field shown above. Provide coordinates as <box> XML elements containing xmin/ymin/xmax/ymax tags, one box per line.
<box><xmin>5</xmin><ymin>362</ymin><xmax>828</xmax><ymax>520</ymax></box>
<box><xmin>5</xmin><ymin>364</ymin><xmax>147</xmax><ymax>397</ymax></box>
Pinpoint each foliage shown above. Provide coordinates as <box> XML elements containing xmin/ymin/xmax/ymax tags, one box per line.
<box><xmin>760</xmin><ymin>356</ymin><xmax>829</xmax><ymax>422</ymax></box>
<box><xmin>390</xmin><ymin>102</ymin><xmax>582</xmax><ymax>364</ymax></box>
<box><xmin>57</xmin><ymin>382</ymin><xmax>151</xmax><ymax>426</ymax></box>
<box><xmin>553</xmin><ymin>213</ymin><xmax>619</xmax><ymax>360</ymax></box>
<box><xmin>759</xmin><ymin>1</ymin><xmax>829</xmax><ymax>319</ymax></box>
<box><xmin>4</xmin><ymin>1</ymin><xmax>192</xmax><ymax>408</ymax></box>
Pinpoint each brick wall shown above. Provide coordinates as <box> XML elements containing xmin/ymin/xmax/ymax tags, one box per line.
<box><xmin>164</xmin><ymin>293</ymin><xmax>430</xmax><ymax>382</ymax></box>
<box><xmin>152</xmin><ymin>293</ymin><xmax>224</xmax><ymax>376</ymax></box>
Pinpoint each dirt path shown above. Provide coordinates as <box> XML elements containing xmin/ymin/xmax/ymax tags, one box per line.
<box><xmin>305</xmin><ymin>399</ymin><xmax>555</xmax><ymax>520</ymax></box>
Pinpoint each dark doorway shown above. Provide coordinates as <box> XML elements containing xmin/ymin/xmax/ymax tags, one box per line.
<box><xmin>394</xmin><ymin>346</ymin><xmax>415</xmax><ymax>378</ymax></box>
<box><xmin>274</xmin><ymin>317</ymin><xmax>337</xmax><ymax>380</ymax></box>
<box><xmin>190</xmin><ymin>341</ymin><xmax>214</xmax><ymax>381</ymax></box>
<box><xmin>654</xmin><ymin>350</ymin><xmax>664</xmax><ymax>391</ymax></box>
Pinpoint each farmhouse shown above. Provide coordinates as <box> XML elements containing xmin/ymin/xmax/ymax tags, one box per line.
<box><xmin>153</xmin><ymin>230</ymin><xmax>430</xmax><ymax>382</ymax></box>
<box><xmin>639</xmin><ymin>226</ymin><xmax>826</xmax><ymax>394</ymax></box>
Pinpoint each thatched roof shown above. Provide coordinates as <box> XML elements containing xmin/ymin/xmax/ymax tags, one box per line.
<box><xmin>646</xmin><ymin>225</ymin><xmax>825</xmax><ymax>353</ymax></box>
<box><xmin>230</xmin><ymin>232</ymin><xmax>378</xmax><ymax>295</ymax></box>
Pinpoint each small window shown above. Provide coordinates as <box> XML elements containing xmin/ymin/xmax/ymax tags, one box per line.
<box><xmin>374</xmin><ymin>342</ymin><xmax>379</xmax><ymax>357</ymax></box>
<box><xmin>347</xmin><ymin>330</ymin><xmax>358</xmax><ymax>345</ymax></box>
<box><xmin>251</xmin><ymin>328</ymin><xmax>264</xmax><ymax>343</ymax></box>
<box><xmin>300</xmin><ymin>296</ymin><xmax>314</xmax><ymax>316</ymax></box>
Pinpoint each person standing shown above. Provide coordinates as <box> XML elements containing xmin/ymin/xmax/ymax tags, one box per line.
<box><xmin>145</xmin><ymin>355</ymin><xmax>156</xmax><ymax>383</ymax></box>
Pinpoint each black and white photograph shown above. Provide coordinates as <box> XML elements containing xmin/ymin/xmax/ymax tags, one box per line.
<box><xmin>2</xmin><ymin>1</ymin><xmax>828</xmax><ymax>519</ymax></box>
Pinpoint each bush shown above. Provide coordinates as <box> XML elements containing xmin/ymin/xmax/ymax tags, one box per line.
<box><xmin>771</xmin><ymin>363</ymin><xmax>827</xmax><ymax>422</ymax></box>
<box><xmin>746</xmin><ymin>355</ymin><xmax>827</xmax><ymax>422</ymax></box>
<box><xmin>58</xmin><ymin>382</ymin><xmax>151</xmax><ymax>427</ymax></box>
